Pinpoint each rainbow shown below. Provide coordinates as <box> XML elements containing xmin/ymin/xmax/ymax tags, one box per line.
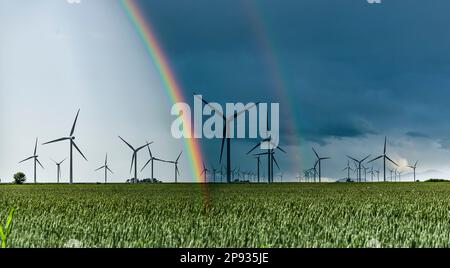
<box><xmin>120</xmin><ymin>0</ymin><xmax>205</xmax><ymax>183</ymax></box>
<box><xmin>244</xmin><ymin>1</ymin><xmax>305</xmax><ymax>170</ymax></box>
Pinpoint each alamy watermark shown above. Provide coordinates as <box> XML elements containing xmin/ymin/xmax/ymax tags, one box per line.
<box><xmin>171</xmin><ymin>95</ymin><xmax>280</xmax><ymax>149</ymax></box>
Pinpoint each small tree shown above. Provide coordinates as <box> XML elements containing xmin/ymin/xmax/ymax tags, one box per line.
<box><xmin>13</xmin><ymin>172</ymin><xmax>26</xmax><ymax>185</ymax></box>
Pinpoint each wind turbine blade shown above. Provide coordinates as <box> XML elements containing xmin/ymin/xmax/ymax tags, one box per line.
<box><xmin>137</xmin><ymin>142</ymin><xmax>153</xmax><ymax>152</ymax></box>
<box><xmin>141</xmin><ymin>159</ymin><xmax>151</xmax><ymax>172</ymax></box>
<box><xmin>95</xmin><ymin>166</ymin><xmax>105</xmax><ymax>171</ymax></box>
<box><xmin>194</xmin><ymin>94</ymin><xmax>226</xmax><ymax>119</ymax></box>
<box><xmin>176</xmin><ymin>151</ymin><xmax>183</xmax><ymax>162</ymax></box>
<box><xmin>105</xmin><ymin>153</ymin><xmax>108</xmax><ymax>166</ymax></box>
<box><xmin>36</xmin><ymin>158</ymin><xmax>44</xmax><ymax>169</ymax></box>
<box><xmin>321</xmin><ymin>157</ymin><xmax>331</xmax><ymax>160</ymax></box>
<box><xmin>367</xmin><ymin>155</ymin><xmax>383</xmax><ymax>163</ymax></box>
<box><xmin>60</xmin><ymin>158</ymin><xmax>67</xmax><ymax>165</ymax></box>
<box><xmin>70</xmin><ymin>109</ymin><xmax>80</xmax><ymax>136</ymax></box>
<box><xmin>312</xmin><ymin>147</ymin><xmax>319</xmax><ymax>159</ymax></box>
<box><xmin>34</xmin><ymin>138</ymin><xmax>38</xmax><ymax>156</ymax></box>
<box><xmin>107</xmin><ymin>167</ymin><xmax>114</xmax><ymax>174</ymax></box>
<box><xmin>118</xmin><ymin>136</ymin><xmax>135</xmax><ymax>151</ymax></box>
<box><xmin>176</xmin><ymin>166</ymin><xmax>180</xmax><ymax>176</ymax></box>
<box><xmin>147</xmin><ymin>144</ymin><xmax>153</xmax><ymax>158</ymax></box>
<box><xmin>346</xmin><ymin>155</ymin><xmax>358</xmax><ymax>163</ymax></box>
<box><xmin>384</xmin><ymin>136</ymin><xmax>387</xmax><ymax>154</ymax></box>
<box><xmin>386</xmin><ymin>155</ymin><xmax>398</xmax><ymax>166</ymax></box>
<box><xmin>247</xmin><ymin>142</ymin><xmax>261</xmax><ymax>155</ymax></box>
<box><xmin>314</xmin><ymin>159</ymin><xmax>319</xmax><ymax>169</ymax></box>
<box><xmin>219</xmin><ymin>135</ymin><xmax>226</xmax><ymax>163</ymax></box>
<box><xmin>19</xmin><ymin>156</ymin><xmax>34</xmax><ymax>164</ymax></box>
<box><xmin>130</xmin><ymin>153</ymin><xmax>135</xmax><ymax>174</ymax></box>
<box><xmin>362</xmin><ymin>154</ymin><xmax>371</xmax><ymax>162</ymax></box>
<box><xmin>275</xmin><ymin>145</ymin><xmax>287</xmax><ymax>154</ymax></box>
<box><xmin>233</xmin><ymin>103</ymin><xmax>259</xmax><ymax>119</ymax></box>
<box><xmin>273</xmin><ymin>156</ymin><xmax>280</xmax><ymax>170</ymax></box>
<box><xmin>72</xmin><ymin>142</ymin><xmax>87</xmax><ymax>161</ymax></box>
<box><xmin>415</xmin><ymin>161</ymin><xmax>418</xmax><ymax>167</ymax></box>
<box><xmin>43</xmin><ymin>137</ymin><xmax>70</xmax><ymax>145</ymax></box>
<box><xmin>200</xmin><ymin>169</ymin><xmax>205</xmax><ymax>176</ymax></box>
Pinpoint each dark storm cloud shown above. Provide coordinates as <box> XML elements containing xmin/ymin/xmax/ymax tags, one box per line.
<box><xmin>136</xmin><ymin>0</ymin><xmax>450</xmax><ymax>145</ymax></box>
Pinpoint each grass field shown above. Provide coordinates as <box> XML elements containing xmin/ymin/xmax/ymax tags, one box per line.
<box><xmin>1</xmin><ymin>182</ymin><xmax>450</xmax><ymax>248</ymax></box>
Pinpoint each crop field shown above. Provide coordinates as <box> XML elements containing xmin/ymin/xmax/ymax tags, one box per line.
<box><xmin>1</xmin><ymin>182</ymin><xmax>450</xmax><ymax>248</ymax></box>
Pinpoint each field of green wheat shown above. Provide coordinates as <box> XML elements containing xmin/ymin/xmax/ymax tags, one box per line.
<box><xmin>1</xmin><ymin>182</ymin><xmax>450</xmax><ymax>248</ymax></box>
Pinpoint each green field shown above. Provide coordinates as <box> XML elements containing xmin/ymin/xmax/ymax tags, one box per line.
<box><xmin>1</xmin><ymin>182</ymin><xmax>450</xmax><ymax>248</ymax></box>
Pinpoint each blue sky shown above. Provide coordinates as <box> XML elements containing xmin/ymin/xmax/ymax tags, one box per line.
<box><xmin>1</xmin><ymin>0</ymin><xmax>450</xmax><ymax>182</ymax></box>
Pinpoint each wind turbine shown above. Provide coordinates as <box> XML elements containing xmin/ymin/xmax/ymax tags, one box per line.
<box><xmin>231</xmin><ymin>168</ymin><xmax>236</xmax><ymax>182</ymax></box>
<box><xmin>314</xmin><ymin>160</ymin><xmax>320</xmax><ymax>182</ymax></box>
<box><xmin>51</xmin><ymin>158</ymin><xmax>66</xmax><ymax>183</ymax></box>
<box><xmin>254</xmin><ymin>155</ymin><xmax>261</xmax><ymax>183</ymax></box>
<box><xmin>254</xmin><ymin>150</ymin><xmax>281</xmax><ymax>183</ymax></box>
<box><xmin>368</xmin><ymin>136</ymin><xmax>398</xmax><ymax>182</ymax></box>
<box><xmin>342</xmin><ymin>160</ymin><xmax>353</xmax><ymax>181</ymax></box>
<box><xmin>194</xmin><ymin>94</ymin><xmax>258</xmax><ymax>183</ymax></box>
<box><xmin>166</xmin><ymin>152</ymin><xmax>183</xmax><ymax>183</ymax></box>
<box><xmin>389</xmin><ymin>168</ymin><xmax>395</xmax><ymax>182</ymax></box>
<box><xmin>307</xmin><ymin>166</ymin><xmax>317</xmax><ymax>183</ymax></box>
<box><xmin>362</xmin><ymin>165</ymin><xmax>369</xmax><ymax>182</ymax></box>
<box><xmin>347</xmin><ymin>155</ymin><xmax>371</xmax><ymax>182</ymax></box>
<box><xmin>368</xmin><ymin>166</ymin><xmax>375</xmax><ymax>182</ymax></box>
<box><xmin>248</xmin><ymin>138</ymin><xmax>286</xmax><ymax>183</ymax></box>
<box><xmin>408</xmin><ymin>161</ymin><xmax>418</xmax><ymax>181</ymax></box>
<box><xmin>200</xmin><ymin>162</ymin><xmax>209</xmax><ymax>183</ymax></box>
<box><xmin>119</xmin><ymin>136</ymin><xmax>152</xmax><ymax>183</ymax></box>
<box><xmin>375</xmin><ymin>170</ymin><xmax>380</xmax><ymax>182</ymax></box>
<box><xmin>303</xmin><ymin>170</ymin><xmax>310</xmax><ymax>182</ymax></box>
<box><xmin>148</xmin><ymin>156</ymin><xmax>170</xmax><ymax>181</ymax></box>
<box><xmin>306</xmin><ymin>168</ymin><xmax>316</xmax><ymax>182</ymax></box>
<box><xmin>141</xmin><ymin>142</ymin><xmax>155</xmax><ymax>180</ymax></box>
<box><xmin>219</xmin><ymin>166</ymin><xmax>225</xmax><ymax>183</ymax></box>
<box><xmin>237</xmin><ymin>167</ymin><xmax>242</xmax><ymax>182</ymax></box>
<box><xmin>95</xmin><ymin>153</ymin><xmax>113</xmax><ymax>184</ymax></box>
<box><xmin>19</xmin><ymin>138</ymin><xmax>44</xmax><ymax>184</ymax></box>
<box><xmin>312</xmin><ymin>147</ymin><xmax>330</xmax><ymax>183</ymax></box>
<box><xmin>43</xmin><ymin>109</ymin><xmax>87</xmax><ymax>184</ymax></box>
<box><xmin>211</xmin><ymin>165</ymin><xmax>217</xmax><ymax>183</ymax></box>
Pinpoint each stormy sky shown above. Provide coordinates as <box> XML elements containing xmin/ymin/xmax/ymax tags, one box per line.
<box><xmin>137</xmin><ymin>0</ymin><xmax>450</xmax><ymax>181</ymax></box>
<box><xmin>1</xmin><ymin>0</ymin><xmax>450</xmax><ymax>182</ymax></box>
